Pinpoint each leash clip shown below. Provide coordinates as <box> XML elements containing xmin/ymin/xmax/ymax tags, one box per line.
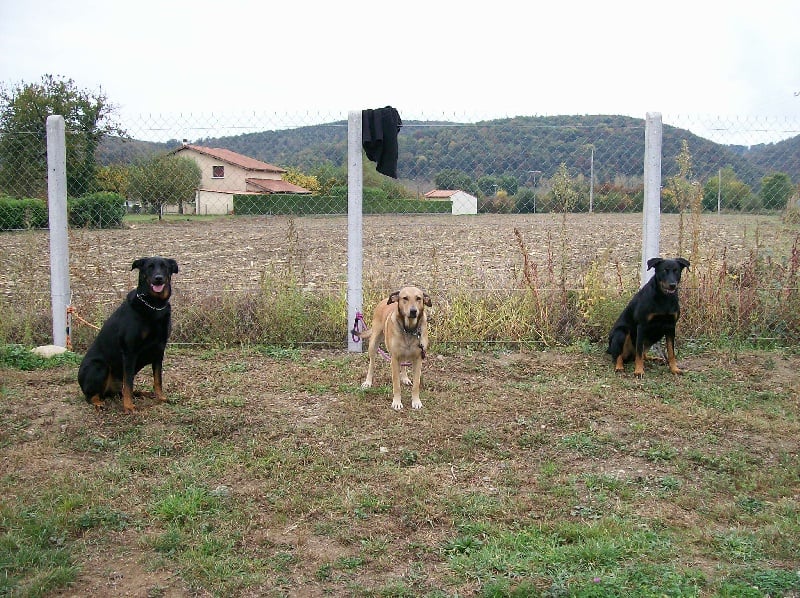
<box><xmin>351</xmin><ymin>311</ymin><xmax>365</xmax><ymax>342</ymax></box>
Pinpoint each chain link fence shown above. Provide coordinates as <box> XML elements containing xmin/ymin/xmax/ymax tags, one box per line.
<box><xmin>1</xmin><ymin>111</ymin><xmax>798</xmax><ymax>349</ymax></box>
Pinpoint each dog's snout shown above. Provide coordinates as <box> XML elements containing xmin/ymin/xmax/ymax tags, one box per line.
<box><xmin>409</xmin><ymin>307</ymin><xmax>418</xmax><ymax>318</ymax></box>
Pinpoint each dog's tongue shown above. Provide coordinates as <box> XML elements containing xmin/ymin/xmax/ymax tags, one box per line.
<box><xmin>151</xmin><ymin>283</ymin><xmax>165</xmax><ymax>293</ymax></box>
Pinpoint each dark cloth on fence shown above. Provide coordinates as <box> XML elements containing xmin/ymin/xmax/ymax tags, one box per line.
<box><xmin>362</xmin><ymin>106</ymin><xmax>402</xmax><ymax>178</ymax></box>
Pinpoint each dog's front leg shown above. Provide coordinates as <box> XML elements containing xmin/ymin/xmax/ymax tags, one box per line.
<box><xmin>665</xmin><ymin>335</ymin><xmax>683</xmax><ymax>375</ymax></box>
<box><xmin>633</xmin><ymin>327</ymin><xmax>646</xmax><ymax>378</ymax></box>
<box><xmin>410</xmin><ymin>358</ymin><xmax>423</xmax><ymax>410</ymax></box>
<box><xmin>390</xmin><ymin>356</ymin><xmax>404</xmax><ymax>410</ymax></box>
<box><xmin>121</xmin><ymin>356</ymin><xmax>137</xmax><ymax>413</ymax></box>
<box><xmin>152</xmin><ymin>357</ymin><xmax>167</xmax><ymax>402</ymax></box>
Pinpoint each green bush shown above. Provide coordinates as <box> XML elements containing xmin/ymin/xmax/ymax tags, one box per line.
<box><xmin>68</xmin><ymin>192</ymin><xmax>126</xmax><ymax>228</ymax></box>
<box><xmin>234</xmin><ymin>194</ymin><xmax>347</xmax><ymax>215</ymax></box>
<box><xmin>0</xmin><ymin>197</ymin><xmax>48</xmax><ymax>230</ymax></box>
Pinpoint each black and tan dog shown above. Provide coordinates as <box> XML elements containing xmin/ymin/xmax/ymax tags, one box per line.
<box><xmin>78</xmin><ymin>257</ymin><xmax>179</xmax><ymax>413</ymax></box>
<box><xmin>607</xmin><ymin>257</ymin><xmax>690</xmax><ymax>377</ymax></box>
<box><xmin>353</xmin><ymin>286</ymin><xmax>431</xmax><ymax>410</ymax></box>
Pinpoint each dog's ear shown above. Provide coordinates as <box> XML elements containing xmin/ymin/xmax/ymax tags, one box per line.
<box><xmin>167</xmin><ymin>258</ymin><xmax>179</xmax><ymax>274</ymax></box>
<box><xmin>423</xmin><ymin>293</ymin><xmax>432</xmax><ymax>307</ymax></box>
<box><xmin>646</xmin><ymin>257</ymin><xmax>663</xmax><ymax>271</ymax></box>
<box><xmin>676</xmin><ymin>258</ymin><xmax>690</xmax><ymax>270</ymax></box>
<box><xmin>131</xmin><ymin>258</ymin><xmax>146</xmax><ymax>271</ymax></box>
<box><xmin>387</xmin><ymin>290</ymin><xmax>400</xmax><ymax>304</ymax></box>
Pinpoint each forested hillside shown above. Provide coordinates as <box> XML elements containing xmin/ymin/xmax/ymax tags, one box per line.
<box><xmin>98</xmin><ymin>115</ymin><xmax>799</xmax><ymax>190</ymax></box>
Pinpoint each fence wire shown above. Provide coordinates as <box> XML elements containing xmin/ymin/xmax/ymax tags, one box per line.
<box><xmin>1</xmin><ymin>111</ymin><xmax>798</xmax><ymax>348</ymax></box>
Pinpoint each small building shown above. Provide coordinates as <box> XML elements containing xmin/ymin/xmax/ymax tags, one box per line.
<box><xmin>171</xmin><ymin>143</ymin><xmax>310</xmax><ymax>215</ymax></box>
<box><xmin>424</xmin><ymin>189</ymin><xmax>478</xmax><ymax>215</ymax></box>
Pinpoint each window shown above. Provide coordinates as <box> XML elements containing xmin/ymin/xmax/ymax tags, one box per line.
<box><xmin>212</xmin><ymin>165</ymin><xmax>224</xmax><ymax>178</ymax></box>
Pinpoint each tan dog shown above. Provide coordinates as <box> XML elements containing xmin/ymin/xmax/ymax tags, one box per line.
<box><xmin>353</xmin><ymin>286</ymin><xmax>431</xmax><ymax>410</ymax></box>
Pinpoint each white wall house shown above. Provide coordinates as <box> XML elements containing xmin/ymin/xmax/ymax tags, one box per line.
<box><xmin>423</xmin><ymin>189</ymin><xmax>478</xmax><ymax>215</ymax></box>
<box><xmin>171</xmin><ymin>144</ymin><xmax>310</xmax><ymax>215</ymax></box>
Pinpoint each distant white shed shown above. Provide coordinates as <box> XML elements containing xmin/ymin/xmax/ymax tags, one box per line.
<box><xmin>423</xmin><ymin>189</ymin><xmax>478</xmax><ymax>215</ymax></box>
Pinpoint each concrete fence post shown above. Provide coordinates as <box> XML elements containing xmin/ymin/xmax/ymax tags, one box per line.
<box><xmin>347</xmin><ymin>111</ymin><xmax>363</xmax><ymax>352</ymax></box>
<box><xmin>46</xmin><ymin>115</ymin><xmax>71</xmax><ymax>347</ymax></box>
<box><xmin>641</xmin><ymin>112</ymin><xmax>662</xmax><ymax>286</ymax></box>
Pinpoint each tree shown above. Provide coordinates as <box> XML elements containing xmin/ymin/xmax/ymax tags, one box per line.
<box><xmin>284</xmin><ymin>168</ymin><xmax>321</xmax><ymax>194</ymax></box>
<box><xmin>434</xmin><ymin>169</ymin><xmax>478</xmax><ymax>196</ymax></box>
<box><xmin>702</xmin><ymin>167</ymin><xmax>752</xmax><ymax>212</ymax></box>
<box><xmin>499</xmin><ymin>174</ymin><xmax>519</xmax><ymax>196</ymax></box>
<box><xmin>477</xmin><ymin>175</ymin><xmax>499</xmax><ymax>196</ymax></box>
<box><xmin>95</xmin><ymin>164</ymin><xmax>130</xmax><ymax>196</ymax></box>
<box><xmin>665</xmin><ymin>140</ymin><xmax>695</xmax><ymax>215</ymax></box>
<box><xmin>759</xmin><ymin>172</ymin><xmax>794</xmax><ymax>210</ymax></box>
<box><xmin>127</xmin><ymin>154</ymin><xmax>201</xmax><ymax>219</ymax></box>
<box><xmin>0</xmin><ymin>74</ymin><xmax>123</xmax><ymax>198</ymax></box>
<box><xmin>514</xmin><ymin>188</ymin><xmax>537</xmax><ymax>213</ymax></box>
<box><xmin>310</xmin><ymin>163</ymin><xmax>345</xmax><ymax>196</ymax></box>
<box><xmin>551</xmin><ymin>163</ymin><xmax>578</xmax><ymax>213</ymax></box>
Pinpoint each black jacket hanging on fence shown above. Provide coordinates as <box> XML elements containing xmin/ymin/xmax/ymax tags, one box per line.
<box><xmin>362</xmin><ymin>106</ymin><xmax>402</xmax><ymax>179</ymax></box>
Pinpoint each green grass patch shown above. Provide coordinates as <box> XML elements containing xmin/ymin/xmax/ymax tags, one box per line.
<box><xmin>0</xmin><ymin>344</ymin><xmax>81</xmax><ymax>370</ymax></box>
<box><xmin>445</xmin><ymin>517</ymin><xmax>707</xmax><ymax>595</ymax></box>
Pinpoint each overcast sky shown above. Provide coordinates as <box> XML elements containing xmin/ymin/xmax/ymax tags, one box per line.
<box><xmin>1</xmin><ymin>0</ymin><xmax>798</xmax><ymax>142</ymax></box>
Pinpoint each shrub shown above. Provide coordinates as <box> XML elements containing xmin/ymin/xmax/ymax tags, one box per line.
<box><xmin>234</xmin><ymin>194</ymin><xmax>346</xmax><ymax>215</ymax></box>
<box><xmin>68</xmin><ymin>192</ymin><xmax>126</xmax><ymax>228</ymax></box>
<box><xmin>0</xmin><ymin>197</ymin><xmax>48</xmax><ymax>230</ymax></box>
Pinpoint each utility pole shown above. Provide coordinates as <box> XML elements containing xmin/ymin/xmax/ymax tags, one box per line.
<box><xmin>527</xmin><ymin>170</ymin><xmax>541</xmax><ymax>214</ymax></box>
<box><xmin>589</xmin><ymin>146</ymin><xmax>595</xmax><ymax>213</ymax></box>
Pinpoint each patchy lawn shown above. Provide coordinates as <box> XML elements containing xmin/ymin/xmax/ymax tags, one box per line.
<box><xmin>2</xmin><ymin>343</ymin><xmax>798</xmax><ymax>596</ymax></box>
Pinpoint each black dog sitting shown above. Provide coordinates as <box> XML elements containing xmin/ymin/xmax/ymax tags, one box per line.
<box><xmin>607</xmin><ymin>257</ymin><xmax>690</xmax><ymax>377</ymax></box>
<box><xmin>78</xmin><ymin>257</ymin><xmax>179</xmax><ymax>413</ymax></box>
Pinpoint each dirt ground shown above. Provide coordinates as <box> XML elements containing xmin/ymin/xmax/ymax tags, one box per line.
<box><xmin>0</xmin><ymin>212</ymin><xmax>789</xmax><ymax>303</ymax></box>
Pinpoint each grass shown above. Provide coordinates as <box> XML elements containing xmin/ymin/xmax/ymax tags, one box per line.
<box><xmin>1</xmin><ymin>342</ymin><xmax>798</xmax><ymax>596</ymax></box>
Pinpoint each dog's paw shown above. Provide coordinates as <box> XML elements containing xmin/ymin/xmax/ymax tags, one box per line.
<box><xmin>361</xmin><ymin>380</ymin><xmax>372</xmax><ymax>389</ymax></box>
<box><xmin>391</xmin><ymin>400</ymin><xmax>404</xmax><ymax>410</ymax></box>
<box><xmin>411</xmin><ymin>398</ymin><xmax>423</xmax><ymax>410</ymax></box>
<box><xmin>400</xmin><ymin>375</ymin><xmax>412</xmax><ymax>386</ymax></box>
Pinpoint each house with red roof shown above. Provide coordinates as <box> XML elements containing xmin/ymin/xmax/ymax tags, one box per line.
<box><xmin>171</xmin><ymin>143</ymin><xmax>310</xmax><ymax>214</ymax></box>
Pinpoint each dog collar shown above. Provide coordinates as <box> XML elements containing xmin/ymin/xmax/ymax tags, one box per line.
<box><xmin>136</xmin><ymin>292</ymin><xmax>169</xmax><ymax>311</ymax></box>
<box><xmin>404</xmin><ymin>325</ymin><xmax>421</xmax><ymax>337</ymax></box>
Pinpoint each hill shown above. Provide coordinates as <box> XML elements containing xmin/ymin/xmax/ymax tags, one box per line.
<box><xmin>98</xmin><ymin>115</ymin><xmax>799</xmax><ymax>190</ymax></box>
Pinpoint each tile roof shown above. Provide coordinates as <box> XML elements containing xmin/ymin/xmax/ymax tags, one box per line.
<box><xmin>177</xmin><ymin>144</ymin><xmax>286</xmax><ymax>173</ymax></box>
<box><xmin>425</xmin><ymin>189</ymin><xmax>461</xmax><ymax>198</ymax></box>
<box><xmin>246</xmin><ymin>178</ymin><xmax>311</xmax><ymax>194</ymax></box>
